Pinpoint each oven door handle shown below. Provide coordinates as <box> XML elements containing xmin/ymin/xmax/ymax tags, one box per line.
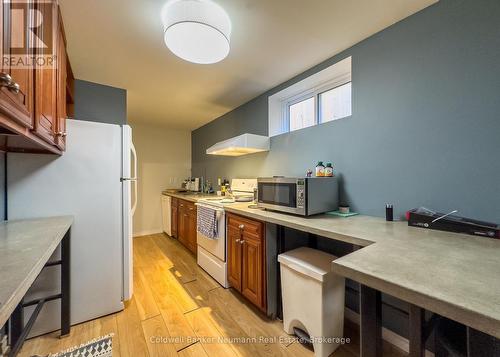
<box><xmin>194</xmin><ymin>203</ymin><xmax>225</xmax><ymax>213</ymax></box>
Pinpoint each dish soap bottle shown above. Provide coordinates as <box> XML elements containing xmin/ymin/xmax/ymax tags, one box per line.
<box><xmin>315</xmin><ymin>161</ymin><xmax>325</xmax><ymax>177</ymax></box>
<box><xmin>325</xmin><ymin>163</ymin><xmax>334</xmax><ymax>177</ymax></box>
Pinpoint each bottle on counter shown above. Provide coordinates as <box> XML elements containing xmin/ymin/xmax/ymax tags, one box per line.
<box><xmin>325</xmin><ymin>163</ymin><xmax>334</xmax><ymax>177</ymax></box>
<box><xmin>315</xmin><ymin>161</ymin><xmax>325</xmax><ymax>177</ymax></box>
<box><xmin>206</xmin><ymin>180</ymin><xmax>213</xmax><ymax>194</ymax></box>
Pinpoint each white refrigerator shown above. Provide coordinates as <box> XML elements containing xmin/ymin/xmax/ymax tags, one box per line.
<box><xmin>7</xmin><ymin>119</ymin><xmax>137</xmax><ymax>336</ymax></box>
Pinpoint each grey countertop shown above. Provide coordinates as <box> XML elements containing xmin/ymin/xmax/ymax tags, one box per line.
<box><xmin>0</xmin><ymin>216</ymin><xmax>73</xmax><ymax>328</ymax></box>
<box><xmin>223</xmin><ymin>203</ymin><xmax>500</xmax><ymax>339</ymax></box>
<box><xmin>162</xmin><ymin>191</ymin><xmax>216</xmax><ymax>203</ymax></box>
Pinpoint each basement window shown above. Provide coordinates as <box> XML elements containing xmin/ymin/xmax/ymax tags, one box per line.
<box><xmin>289</xmin><ymin>96</ymin><xmax>316</xmax><ymax>131</ymax></box>
<box><xmin>269</xmin><ymin>56</ymin><xmax>352</xmax><ymax>136</ymax></box>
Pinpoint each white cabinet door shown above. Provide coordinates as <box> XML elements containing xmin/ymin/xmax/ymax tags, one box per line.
<box><xmin>161</xmin><ymin>195</ymin><xmax>172</xmax><ymax>236</ymax></box>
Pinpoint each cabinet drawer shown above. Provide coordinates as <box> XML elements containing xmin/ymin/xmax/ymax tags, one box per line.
<box><xmin>186</xmin><ymin>201</ymin><xmax>196</xmax><ymax>214</ymax></box>
<box><xmin>178</xmin><ymin>199</ymin><xmax>195</xmax><ymax>207</ymax></box>
<box><xmin>227</xmin><ymin>214</ymin><xmax>263</xmax><ymax>238</ymax></box>
<box><xmin>178</xmin><ymin>199</ymin><xmax>186</xmax><ymax>209</ymax></box>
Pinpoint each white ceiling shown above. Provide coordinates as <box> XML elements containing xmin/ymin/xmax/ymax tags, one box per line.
<box><xmin>59</xmin><ymin>0</ymin><xmax>437</xmax><ymax>130</ymax></box>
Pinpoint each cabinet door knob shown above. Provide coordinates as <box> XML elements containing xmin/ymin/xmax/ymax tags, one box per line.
<box><xmin>0</xmin><ymin>72</ymin><xmax>12</xmax><ymax>85</ymax></box>
<box><xmin>0</xmin><ymin>73</ymin><xmax>21</xmax><ymax>94</ymax></box>
<box><xmin>238</xmin><ymin>224</ymin><xmax>245</xmax><ymax>230</ymax></box>
<box><xmin>7</xmin><ymin>82</ymin><xmax>20</xmax><ymax>94</ymax></box>
<box><xmin>189</xmin><ymin>207</ymin><xmax>194</xmax><ymax>211</ymax></box>
<box><xmin>57</xmin><ymin>132</ymin><xmax>67</xmax><ymax>137</ymax></box>
<box><xmin>240</xmin><ymin>240</ymin><xmax>245</xmax><ymax>245</ymax></box>
<box><xmin>235</xmin><ymin>239</ymin><xmax>240</xmax><ymax>243</ymax></box>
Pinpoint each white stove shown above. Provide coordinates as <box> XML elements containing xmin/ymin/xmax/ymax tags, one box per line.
<box><xmin>196</xmin><ymin>179</ymin><xmax>256</xmax><ymax>288</ymax></box>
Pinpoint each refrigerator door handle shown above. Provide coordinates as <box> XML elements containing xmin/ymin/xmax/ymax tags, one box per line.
<box><xmin>131</xmin><ymin>142</ymin><xmax>138</xmax><ymax>216</ymax></box>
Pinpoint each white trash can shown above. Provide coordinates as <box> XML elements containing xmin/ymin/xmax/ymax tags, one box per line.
<box><xmin>278</xmin><ymin>247</ymin><xmax>345</xmax><ymax>357</ymax></box>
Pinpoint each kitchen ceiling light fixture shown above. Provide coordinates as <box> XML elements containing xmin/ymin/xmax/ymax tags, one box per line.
<box><xmin>161</xmin><ymin>0</ymin><xmax>231</xmax><ymax>64</ymax></box>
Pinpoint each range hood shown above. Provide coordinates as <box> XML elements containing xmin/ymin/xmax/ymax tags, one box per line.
<box><xmin>206</xmin><ymin>133</ymin><xmax>270</xmax><ymax>156</ymax></box>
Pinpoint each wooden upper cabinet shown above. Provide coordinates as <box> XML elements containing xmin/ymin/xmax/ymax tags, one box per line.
<box><xmin>33</xmin><ymin>0</ymin><xmax>57</xmax><ymax>145</ymax></box>
<box><xmin>0</xmin><ymin>0</ymin><xmax>34</xmax><ymax>128</ymax></box>
<box><xmin>0</xmin><ymin>0</ymin><xmax>69</xmax><ymax>154</ymax></box>
<box><xmin>55</xmin><ymin>7</ymin><xmax>66</xmax><ymax>150</ymax></box>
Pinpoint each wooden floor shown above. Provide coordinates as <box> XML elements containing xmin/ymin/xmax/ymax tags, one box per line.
<box><xmin>19</xmin><ymin>234</ymin><xmax>405</xmax><ymax>357</ymax></box>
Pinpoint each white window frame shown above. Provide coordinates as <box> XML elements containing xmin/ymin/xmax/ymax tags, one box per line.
<box><xmin>268</xmin><ymin>56</ymin><xmax>352</xmax><ymax>137</ymax></box>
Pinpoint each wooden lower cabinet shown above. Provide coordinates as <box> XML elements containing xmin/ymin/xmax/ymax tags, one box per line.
<box><xmin>227</xmin><ymin>224</ymin><xmax>243</xmax><ymax>291</ymax></box>
<box><xmin>171</xmin><ymin>198</ymin><xmax>178</xmax><ymax>238</ymax></box>
<box><xmin>186</xmin><ymin>204</ymin><xmax>197</xmax><ymax>254</ymax></box>
<box><xmin>227</xmin><ymin>213</ymin><xmax>266</xmax><ymax>312</ymax></box>
<box><xmin>174</xmin><ymin>198</ymin><xmax>197</xmax><ymax>255</ymax></box>
<box><xmin>242</xmin><ymin>233</ymin><xmax>265</xmax><ymax>308</ymax></box>
<box><xmin>178</xmin><ymin>201</ymin><xmax>187</xmax><ymax>244</ymax></box>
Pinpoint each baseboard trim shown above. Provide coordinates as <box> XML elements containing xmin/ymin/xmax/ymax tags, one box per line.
<box><xmin>345</xmin><ymin>308</ymin><xmax>434</xmax><ymax>357</ymax></box>
<box><xmin>133</xmin><ymin>229</ymin><xmax>163</xmax><ymax>237</ymax></box>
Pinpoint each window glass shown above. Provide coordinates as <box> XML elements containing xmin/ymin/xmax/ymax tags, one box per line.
<box><xmin>289</xmin><ymin>97</ymin><xmax>315</xmax><ymax>132</ymax></box>
<box><xmin>319</xmin><ymin>82</ymin><xmax>352</xmax><ymax>123</ymax></box>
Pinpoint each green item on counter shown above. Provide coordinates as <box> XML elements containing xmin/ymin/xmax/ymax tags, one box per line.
<box><xmin>325</xmin><ymin>163</ymin><xmax>334</xmax><ymax>177</ymax></box>
<box><xmin>315</xmin><ymin>161</ymin><xmax>325</xmax><ymax>177</ymax></box>
<box><xmin>326</xmin><ymin>210</ymin><xmax>359</xmax><ymax>217</ymax></box>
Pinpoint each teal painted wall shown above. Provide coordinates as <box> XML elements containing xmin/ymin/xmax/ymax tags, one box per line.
<box><xmin>192</xmin><ymin>0</ymin><xmax>500</xmax><ymax>223</ymax></box>
<box><xmin>192</xmin><ymin>0</ymin><xmax>500</xmax><ymax>344</ymax></box>
<box><xmin>74</xmin><ymin>79</ymin><xmax>127</xmax><ymax>125</ymax></box>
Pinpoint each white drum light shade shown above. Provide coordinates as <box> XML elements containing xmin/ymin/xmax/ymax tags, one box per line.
<box><xmin>161</xmin><ymin>0</ymin><xmax>231</xmax><ymax>64</ymax></box>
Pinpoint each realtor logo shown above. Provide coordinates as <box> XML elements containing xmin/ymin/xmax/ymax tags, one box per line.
<box><xmin>2</xmin><ymin>0</ymin><xmax>57</xmax><ymax>68</ymax></box>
